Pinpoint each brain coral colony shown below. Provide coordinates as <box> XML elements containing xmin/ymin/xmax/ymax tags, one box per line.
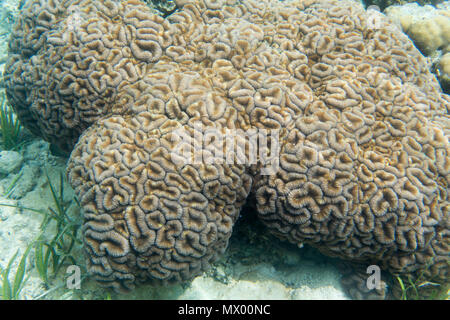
<box><xmin>4</xmin><ymin>0</ymin><xmax>449</xmax><ymax>299</ymax></box>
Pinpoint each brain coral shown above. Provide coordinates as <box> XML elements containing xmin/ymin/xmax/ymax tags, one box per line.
<box><xmin>4</xmin><ymin>0</ymin><xmax>449</xmax><ymax>298</ymax></box>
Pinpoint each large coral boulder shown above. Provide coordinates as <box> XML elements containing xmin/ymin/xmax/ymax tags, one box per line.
<box><xmin>4</xmin><ymin>0</ymin><xmax>449</xmax><ymax>298</ymax></box>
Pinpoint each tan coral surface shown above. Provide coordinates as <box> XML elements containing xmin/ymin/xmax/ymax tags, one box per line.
<box><xmin>4</xmin><ymin>0</ymin><xmax>449</xmax><ymax>298</ymax></box>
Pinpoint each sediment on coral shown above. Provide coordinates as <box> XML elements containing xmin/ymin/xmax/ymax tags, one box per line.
<box><xmin>4</xmin><ymin>0</ymin><xmax>449</xmax><ymax>299</ymax></box>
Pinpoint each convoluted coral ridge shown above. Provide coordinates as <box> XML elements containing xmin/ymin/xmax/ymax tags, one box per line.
<box><xmin>69</xmin><ymin>112</ymin><xmax>253</xmax><ymax>289</ymax></box>
<box><xmin>4</xmin><ymin>0</ymin><xmax>449</xmax><ymax>298</ymax></box>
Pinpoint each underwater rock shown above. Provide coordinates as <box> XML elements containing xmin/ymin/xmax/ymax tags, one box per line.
<box><xmin>364</xmin><ymin>0</ymin><xmax>445</xmax><ymax>11</ymax></box>
<box><xmin>0</xmin><ymin>150</ymin><xmax>23</xmax><ymax>175</ymax></box>
<box><xmin>5</xmin><ymin>165</ymin><xmax>40</xmax><ymax>199</ymax></box>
